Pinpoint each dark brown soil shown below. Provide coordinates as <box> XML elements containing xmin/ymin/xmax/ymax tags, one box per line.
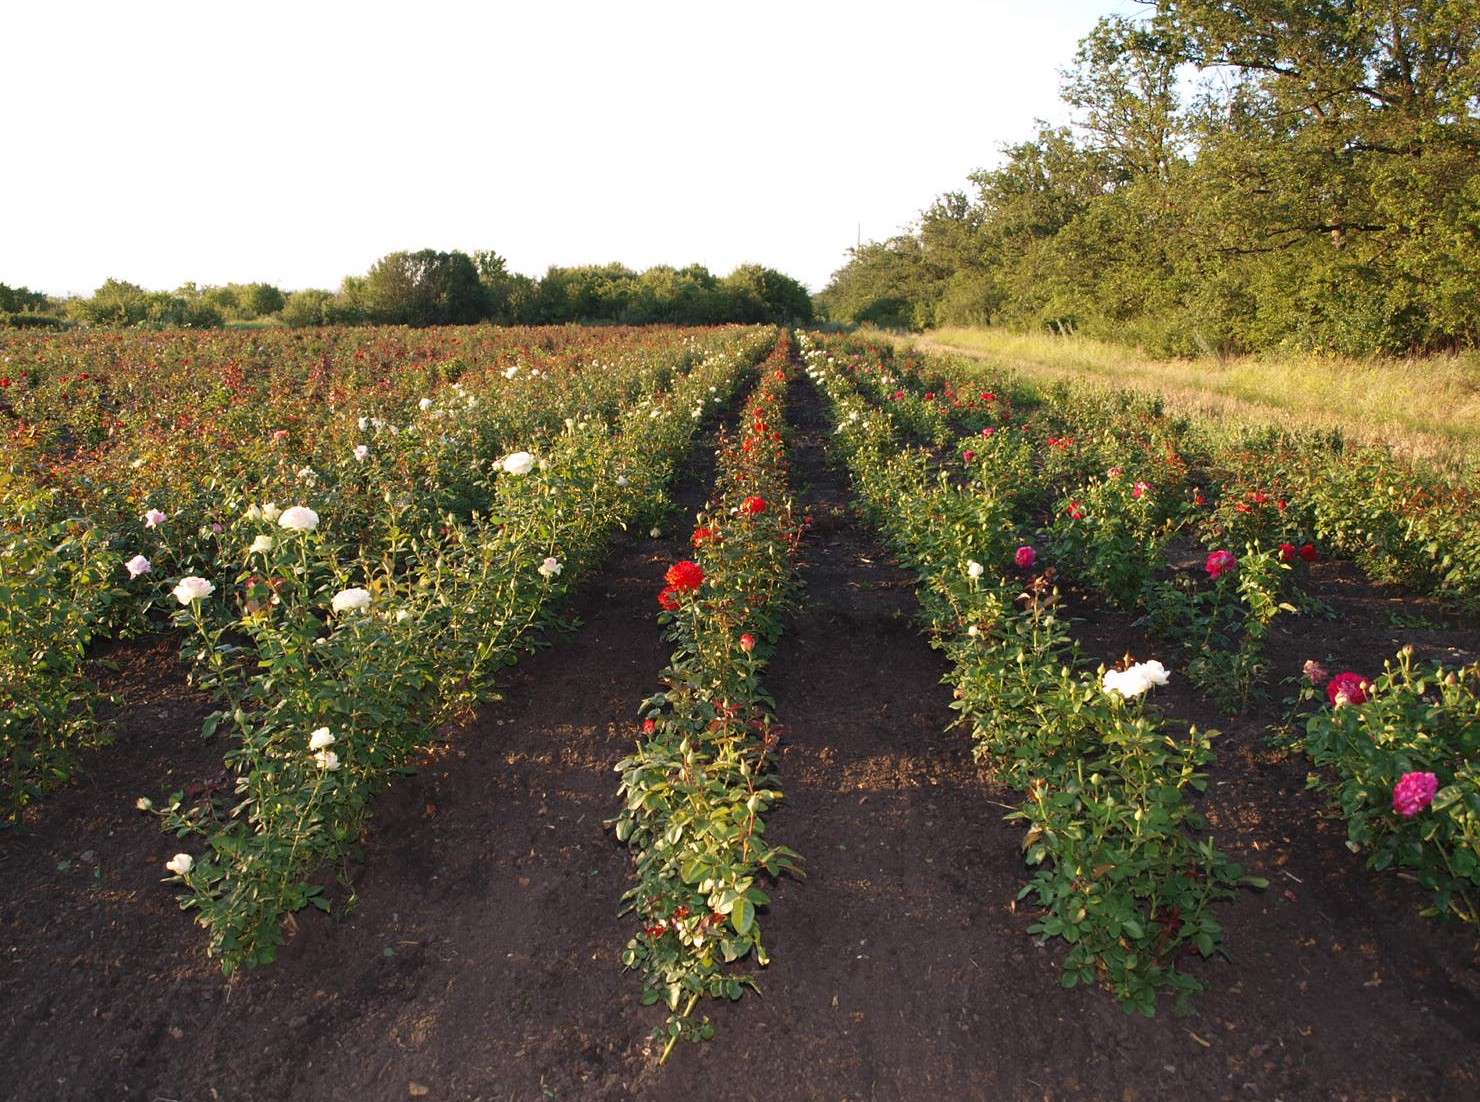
<box><xmin>2</xmin><ymin>378</ymin><xmax>1478</xmax><ymax>1102</ymax></box>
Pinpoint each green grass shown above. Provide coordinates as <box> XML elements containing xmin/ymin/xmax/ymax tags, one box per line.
<box><xmin>910</xmin><ymin>326</ymin><xmax>1480</xmax><ymax>478</ymax></box>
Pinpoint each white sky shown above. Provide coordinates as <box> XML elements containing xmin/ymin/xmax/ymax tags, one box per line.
<box><xmin>3</xmin><ymin>0</ymin><xmax>1137</xmax><ymax>297</ymax></box>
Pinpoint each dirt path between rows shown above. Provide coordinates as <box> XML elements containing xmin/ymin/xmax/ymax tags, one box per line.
<box><xmin>1</xmin><ymin>371</ymin><xmax>1478</xmax><ymax>1102</ymax></box>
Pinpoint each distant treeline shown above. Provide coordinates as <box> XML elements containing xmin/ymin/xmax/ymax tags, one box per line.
<box><xmin>817</xmin><ymin>0</ymin><xmax>1480</xmax><ymax>357</ymax></box>
<box><xmin>1</xmin><ymin>252</ymin><xmax>814</xmax><ymax>331</ymax></box>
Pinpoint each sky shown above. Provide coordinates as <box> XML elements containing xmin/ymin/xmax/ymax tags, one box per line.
<box><xmin>3</xmin><ymin>0</ymin><xmax>1138</xmax><ymax>297</ymax></box>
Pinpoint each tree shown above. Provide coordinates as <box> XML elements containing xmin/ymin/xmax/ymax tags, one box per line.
<box><xmin>360</xmin><ymin>250</ymin><xmax>488</xmax><ymax>326</ymax></box>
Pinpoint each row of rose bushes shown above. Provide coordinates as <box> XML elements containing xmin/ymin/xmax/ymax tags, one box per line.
<box><xmin>802</xmin><ymin>334</ymin><xmax>1268</xmax><ymax>1015</ymax></box>
<box><xmin>0</xmin><ymin>326</ymin><xmax>774</xmax><ymax>825</ymax></box>
<box><xmin>143</xmin><ymin>332</ymin><xmax>780</xmax><ymax>973</ymax></box>
<box><xmin>808</xmin><ymin>332</ymin><xmax>1480</xmax><ymax>943</ymax></box>
<box><xmin>830</xmin><ymin>335</ymin><xmax>1480</xmax><ymax>613</ymax></box>
<box><xmin>614</xmin><ymin>335</ymin><xmax>805</xmax><ymax>1057</ymax></box>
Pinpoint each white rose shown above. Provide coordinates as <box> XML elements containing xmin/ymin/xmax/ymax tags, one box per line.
<box><xmin>250</xmin><ymin>534</ymin><xmax>274</xmax><ymax>554</ymax></box>
<box><xmin>501</xmin><ymin>451</ymin><xmax>536</xmax><ymax>476</ymax></box>
<box><xmin>278</xmin><ymin>505</ymin><xmax>319</xmax><ymax>531</ymax></box>
<box><xmin>331</xmin><ymin>587</ymin><xmax>372</xmax><ymax>613</ymax></box>
<box><xmin>309</xmin><ymin>727</ymin><xmax>336</xmax><ymax>751</ymax></box>
<box><xmin>172</xmin><ymin>576</ymin><xmax>215</xmax><ymax>605</ymax></box>
<box><xmin>165</xmin><ymin>853</ymin><xmax>193</xmax><ymax>876</ymax></box>
<box><xmin>966</xmin><ymin>561</ymin><xmax>984</xmax><ymax>580</ymax></box>
<box><xmin>313</xmin><ymin>749</ymin><xmax>341</xmax><ymax>771</ymax></box>
<box><xmin>538</xmin><ymin>557</ymin><xmax>563</xmax><ymax>579</ymax></box>
<box><xmin>262</xmin><ymin>503</ymin><xmax>281</xmax><ymax>522</ymax></box>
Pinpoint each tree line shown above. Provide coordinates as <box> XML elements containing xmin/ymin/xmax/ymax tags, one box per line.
<box><xmin>817</xmin><ymin>0</ymin><xmax>1480</xmax><ymax>357</ymax></box>
<box><xmin>3</xmin><ymin>254</ymin><xmax>813</xmax><ymax>331</ymax></box>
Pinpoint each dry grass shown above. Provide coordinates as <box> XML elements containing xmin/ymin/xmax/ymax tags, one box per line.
<box><xmin>901</xmin><ymin>326</ymin><xmax>1480</xmax><ymax>478</ymax></box>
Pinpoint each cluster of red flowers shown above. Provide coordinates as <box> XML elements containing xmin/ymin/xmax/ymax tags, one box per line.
<box><xmin>1279</xmin><ymin>542</ymin><xmax>1319</xmax><ymax>563</ymax></box>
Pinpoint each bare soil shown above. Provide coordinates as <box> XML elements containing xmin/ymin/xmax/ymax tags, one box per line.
<box><xmin>2</xmin><ymin>377</ymin><xmax>1478</xmax><ymax>1102</ymax></box>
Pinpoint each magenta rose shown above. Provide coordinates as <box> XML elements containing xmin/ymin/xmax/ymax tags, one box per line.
<box><xmin>1392</xmin><ymin>772</ymin><xmax>1439</xmax><ymax>818</ymax></box>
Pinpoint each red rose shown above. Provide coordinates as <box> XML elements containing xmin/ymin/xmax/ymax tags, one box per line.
<box><xmin>1205</xmin><ymin>550</ymin><xmax>1237</xmax><ymax>578</ymax></box>
<box><xmin>1300</xmin><ymin>543</ymin><xmax>1318</xmax><ymax>562</ymax></box>
<box><xmin>665</xmin><ymin>560</ymin><xmax>704</xmax><ymax>591</ymax></box>
<box><xmin>740</xmin><ymin>496</ymin><xmax>767</xmax><ymax>516</ymax></box>
<box><xmin>657</xmin><ymin>586</ymin><xmax>681</xmax><ymax>611</ymax></box>
<box><xmin>1279</xmin><ymin>543</ymin><xmax>1297</xmax><ymax>562</ymax></box>
<box><xmin>1327</xmin><ymin>672</ymin><xmax>1371</xmax><ymax>707</ymax></box>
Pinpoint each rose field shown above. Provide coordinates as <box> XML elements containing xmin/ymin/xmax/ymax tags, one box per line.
<box><xmin>2</xmin><ymin>324</ymin><xmax>1478</xmax><ymax>1101</ymax></box>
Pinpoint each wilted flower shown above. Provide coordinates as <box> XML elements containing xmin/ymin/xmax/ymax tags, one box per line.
<box><xmin>308</xmin><ymin>727</ymin><xmax>336</xmax><ymax>751</ymax></box>
<box><xmin>966</xmin><ymin>560</ymin><xmax>984</xmax><ymax>580</ymax></box>
<box><xmin>538</xmin><ymin>557</ymin><xmax>563</xmax><ymax>579</ymax></box>
<box><xmin>657</xmin><ymin>586</ymin><xmax>681</xmax><ymax>611</ymax></box>
<box><xmin>278</xmin><ymin>505</ymin><xmax>319</xmax><ymax>531</ymax></box>
<box><xmin>1392</xmin><ymin>771</ymin><xmax>1439</xmax><ymax>817</ymax></box>
<box><xmin>1205</xmin><ymin>550</ymin><xmax>1237</xmax><ymax>579</ymax></box>
<box><xmin>125</xmin><ymin>554</ymin><xmax>152</xmax><ymax>579</ymax></box>
<box><xmin>353</xmin><ymin>445</ymin><xmax>370</xmax><ymax>462</ymax></box>
<box><xmin>165</xmin><ymin>853</ymin><xmax>193</xmax><ymax>876</ymax></box>
<box><xmin>1102</xmin><ymin>659</ymin><xmax>1171</xmax><ymax>699</ymax></box>
<box><xmin>331</xmin><ymin>587</ymin><xmax>372</xmax><ymax>613</ymax></box>
<box><xmin>313</xmin><ymin>749</ymin><xmax>341</xmax><ymax>771</ymax></box>
<box><xmin>136</xmin><ymin>796</ymin><xmax>154</xmax><ymax>811</ymax></box>
<box><xmin>1303</xmin><ymin>659</ymin><xmax>1330</xmax><ymax>686</ymax></box>
<box><xmin>501</xmin><ymin>451</ymin><xmax>536</xmax><ymax>476</ymax></box>
<box><xmin>250</xmin><ymin>534</ymin><xmax>274</xmax><ymax>554</ymax></box>
<box><xmin>1327</xmin><ymin>672</ymin><xmax>1371</xmax><ymax>707</ymax></box>
<box><xmin>1014</xmin><ymin>546</ymin><xmax>1036</xmax><ymax>570</ymax></box>
<box><xmin>172</xmin><ymin>576</ymin><xmax>215</xmax><ymax>605</ymax></box>
<box><xmin>143</xmin><ymin>508</ymin><xmax>167</xmax><ymax>528</ymax></box>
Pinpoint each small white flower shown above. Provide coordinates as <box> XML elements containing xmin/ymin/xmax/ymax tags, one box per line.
<box><xmin>172</xmin><ymin>576</ymin><xmax>215</xmax><ymax>605</ymax></box>
<box><xmin>503</xmin><ymin>365</ymin><xmax>519</xmax><ymax>379</ymax></box>
<box><xmin>353</xmin><ymin>445</ymin><xmax>370</xmax><ymax>462</ymax></box>
<box><xmin>125</xmin><ymin>554</ymin><xmax>152</xmax><ymax>579</ymax></box>
<box><xmin>313</xmin><ymin>749</ymin><xmax>341</xmax><ymax>771</ymax></box>
<box><xmin>616</xmin><ymin>475</ymin><xmax>629</xmax><ymax>487</ymax></box>
<box><xmin>278</xmin><ymin>505</ymin><xmax>319</xmax><ymax>531</ymax></box>
<box><xmin>331</xmin><ymin>587</ymin><xmax>372</xmax><ymax>613</ymax></box>
<box><xmin>296</xmin><ymin>466</ymin><xmax>317</xmax><ymax>483</ymax></box>
<box><xmin>309</xmin><ymin>727</ymin><xmax>335</xmax><ymax>751</ymax></box>
<box><xmin>246</xmin><ymin>503</ymin><xmax>263</xmax><ymax>521</ymax></box>
<box><xmin>501</xmin><ymin>451</ymin><xmax>536</xmax><ymax>476</ymax></box>
<box><xmin>165</xmin><ymin>853</ymin><xmax>193</xmax><ymax>876</ymax></box>
<box><xmin>538</xmin><ymin>557</ymin><xmax>563</xmax><ymax>579</ymax></box>
<box><xmin>395</xmin><ymin>609</ymin><xmax>412</xmax><ymax>623</ymax></box>
<box><xmin>262</xmin><ymin>503</ymin><xmax>281</xmax><ymax>522</ymax></box>
<box><xmin>966</xmin><ymin>561</ymin><xmax>984</xmax><ymax>580</ymax></box>
<box><xmin>650</xmin><ymin>527</ymin><xmax>662</xmax><ymax>538</ymax></box>
<box><xmin>250</xmin><ymin>534</ymin><xmax>274</xmax><ymax>553</ymax></box>
<box><xmin>358</xmin><ymin>416</ymin><xmax>370</xmax><ymax>431</ymax></box>
<box><xmin>419</xmin><ymin>397</ymin><xmax>434</xmax><ymax>411</ymax></box>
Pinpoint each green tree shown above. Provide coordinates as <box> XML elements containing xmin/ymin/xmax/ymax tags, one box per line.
<box><xmin>361</xmin><ymin>249</ymin><xmax>489</xmax><ymax>326</ymax></box>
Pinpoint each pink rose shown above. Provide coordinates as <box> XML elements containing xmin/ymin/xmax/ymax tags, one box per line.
<box><xmin>1327</xmin><ymin>672</ymin><xmax>1371</xmax><ymax>707</ymax></box>
<box><xmin>1014</xmin><ymin>545</ymin><xmax>1036</xmax><ymax>570</ymax></box>
<box><xmin>1392</xmin><ymin>772</ymin><xmax>1438</xmax><ymax>818</ymax></box>
<box><xmin>1205</xmin><ymin>550</ymin><xmax>1237</xmax><ymax>579</ymax></box>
